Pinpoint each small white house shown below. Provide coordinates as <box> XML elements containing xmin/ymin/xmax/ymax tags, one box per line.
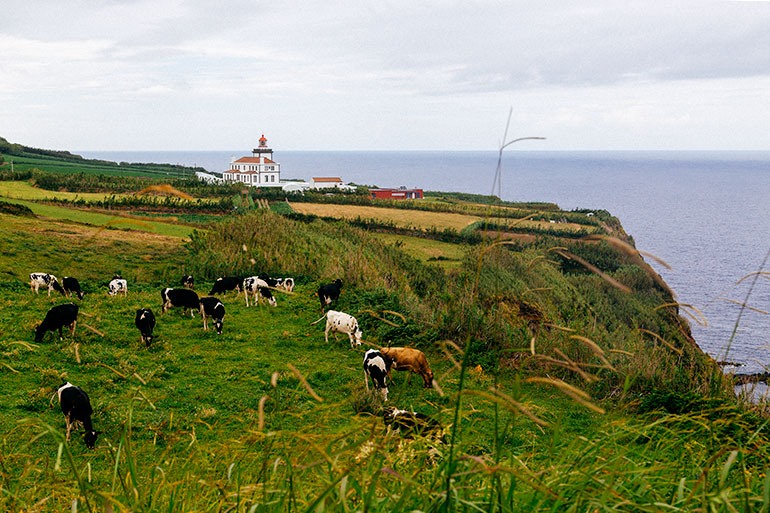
<box><xmin>311</xmin><ymin>177</ymin><xmax>356</xmax><ymax>191</ymax></box>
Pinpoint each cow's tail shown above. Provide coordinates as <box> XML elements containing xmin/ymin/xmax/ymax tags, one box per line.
<box><xmin>310</xmin><ymin>313</ymin><xmax>327</xmax><ymax>325</ymax></box>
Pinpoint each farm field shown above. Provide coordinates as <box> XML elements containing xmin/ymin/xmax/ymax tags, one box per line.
<box><xmin>291</xmin><ymin>202</ymin><xmax>483</xmax><ymax>231</ymax></box>
<box><xmin>4</xmin><ymin>152</ymin><xmax>198</xmax><ymax>178</ymax></box>
<box><xmin>0</xmin><ymin>196</ymin><xmax>196</xmax><ymax>238</ymax></box>
<box><xmin>0</xmin><ymin>181</ymin><xmax>120</xmax><ymax>202</ymax></box>
<box><xmin>290</xmin><ymin>201</ymin><xmax>593</xmax><ymax>234</ymax></box>
<box><xmin>0</xmin><ymin>209</ymin><xmax>604</xmax><ymax>511</ymax></box>
<box><xmin>0</xmin><ymin>203</ymin><xmax>767</xmax><ymax>511</ymax></box>
<box><xmin>371</xmin><ymin>232</ymin><xmax>467</xmax><ymax>267</ymax></box>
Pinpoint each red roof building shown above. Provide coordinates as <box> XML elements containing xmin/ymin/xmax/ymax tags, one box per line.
<box><xmin>370</xmin><ymin>187</ymin><xmax>423</xmax><ymax>200</ymax></box>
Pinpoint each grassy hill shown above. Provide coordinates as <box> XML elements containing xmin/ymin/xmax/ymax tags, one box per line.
<box><xmin>0</xmin><ymin>136</ymin><xmax>203</xmax><ymax>178</ymax></box>
<box><xmin>1</xmin><ymin>197</ymin><xmax>768</xmax><ymax>512</ymax></box>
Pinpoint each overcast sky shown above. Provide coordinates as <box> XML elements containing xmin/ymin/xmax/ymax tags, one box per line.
<box><xmin>1</xmin><ymin>1</ymin><xmax>769</xmax><ymax>151</ymax></box>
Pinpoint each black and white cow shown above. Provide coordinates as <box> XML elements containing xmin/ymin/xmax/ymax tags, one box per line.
<box><xmin>275</xmin><ymin>277</ymin><xmax>295</xmax><ymax>292</ymax></box>
<box><xmin>364</xmin><ymin>349</ymin><xmax>392</xmax><ymax>401</ymax></box>
<box><xmin>243</xmin><ymin>276</ymin><xmax>276</xmax><ymax>307</ymax></box>
<box><xmin>58</xmin><ymin>382</ymin><xmax>99</xmax><ymax>448</ymax></box>
<box><xmin>261</xmin><ymin>277</ymin><xmax>295</xmax><ymax>293</ymax></box>
<box><xmin>62</xmin><ymin>277</ymin><xmax>84</xmax><ymax>300</ymax></box>
<box><xmin>180</xmin><ymin>275</ymin><xmax>195</xmax><ymax>289</ymax></box>
<box><xmin>161</xmin><ymin>288</ymin><xmax>200</xmax><ymax>317</ymax></box>
<box><xmin>208</xmin><ymin>276</ymin><xmax>244</xmax><ymax>297</ymax></box>
<box><xmin>29</xmin><ymin>273</ymin><xmax>66</xmax><ymax>297</ymax></box>
<box><xmin>35</xmin><ymin>303</ymin><xmax>79</xmax><ymax>342</ymax></box>
<box><xmin>108</xmin><ymin>278</ymin><xmax>127</xmax><ymax>296</ymax></box>
<box><xmin>199</xmin><ymin>297</ymin><xmax>226</xmax><ymax>334</ymax></box>
<box><xmin>317</xmin><ymin>279</ymin><xmax>343</xmax><ymax>311</ymax></box>
<box><xmin>383</xmin><ymin>406</ymin><xmax>443</xmax><ymax>438</ymax></box>
<box><xmin>134</xmin><ymin>308</ymin><xmax>156</xmax><ymax>347</ymax></box>
<box><xmin>311</xmin><ymin>310</ymin><xmax>362</xmax><ymax>348</ymax></box>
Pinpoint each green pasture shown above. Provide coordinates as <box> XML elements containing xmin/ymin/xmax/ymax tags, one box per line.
<box><xmin>371</xmin><ymin>231</ymin><xmax>466</xmax><ymax>268</ymax></box>
<box><xmin>0</xmin><ymin>197</ymin><xmax>195</xmax><ymax>238</ymax></box>
<box><xmin>0</xmin><ymin>210</ymin><xmax>768</xmax><ymax>511</ymax></box>
<box><xmin>5</xmin><ymin>153</ymin><xmax>194</xmax><ymax>178</ymax></box>
<box><xmin>0</xmin><ymin>181</ymin><xmax>118</xmax><ymax>202</ymax></box>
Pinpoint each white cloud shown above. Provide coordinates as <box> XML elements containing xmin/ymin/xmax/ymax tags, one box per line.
<box><xmin>1</xmin><ymin>1</ymin><xmax>770</xmax><ymax>150</ymax></box>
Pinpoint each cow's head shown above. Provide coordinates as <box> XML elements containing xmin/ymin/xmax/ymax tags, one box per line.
<box><xmin>84</xmin><ymin>430</ymin><xmax>100</xmax><ymax>449</ymax></box>
<box><xmin>214</xmin><ymin>317</ymin><xmax>224</xmax><ymax>334</ymax></box>
<box><xmin>34</xmin><ymin>324</ymin><xmax>44</xmax><ymax>343</ymax></box>
<box><xmin>52</xmin><ymin>280</ymin><xmax>66</xmax><ymax>297</ymax></box>
<box><xmin>354</xmin><ymin>326</ymin><xmax>363</xmax><ymax>346</ymax></box>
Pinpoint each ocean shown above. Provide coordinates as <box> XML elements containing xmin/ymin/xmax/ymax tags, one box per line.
<box><xmin>79</xmin><ymin>149</ymin><xmax>770</xmax><ymax>376</ymax></box>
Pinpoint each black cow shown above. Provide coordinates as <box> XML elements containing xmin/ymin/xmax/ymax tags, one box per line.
<box><xmin>161</xmin><ymin>288</ymin><xmax>200</xmax><ymax>317</ymax></box>
<box><xmin>58</xmin><ymin>382</ymin><xmax>100</xmax><ymax>448</ymax></box>
<box><xmin>364</xmin><ymin>349</ymin><xmax>392</xmax><ymax>401</ymax></box>
<box><xmin>35</xmin><ymin>303</ymin><xmax>79</xmax><ymax>342</ymax></box>
<box><xmin>29</xmin><ymin>272</ymin><xmax>66</xmax><ymax>297</ymax></box>
<box><xmin>200</xmin><ymin>297</ymin><xmax>225</xmax><ymax>334</ymax></box>
<box><xmin>383</xmin><ymin>406</ymin><xmax>443</xmax><ymax>438</ymax></box>
<box><xmin>135</xmin><ymin>308</ymin><xmax>156</xmax><ymax>347</ymax></box>
<box><xmin>208</xmin><ymin>276</ymin><xmax>244</xmax><ymax>297</ymax></box>
<box><xmin>181</xmin><ymin>275</ymin><xmax>195</xmax><ymax>289</ymax></box>
<box><xmin>62</xmin><ymin>277</ymin><xmax>84</xmax><ymax>300</ymax></box>
<box><xmin>317</xmin><ymin>279</ymin><xmax>343</xmax><ymax>311</ymax></box>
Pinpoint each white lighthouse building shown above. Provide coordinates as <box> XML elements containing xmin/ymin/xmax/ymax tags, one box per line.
<box><xmin>223</xmin><ymin>135</ymin><xmax>283</xmax><ymax>187</ymax></box>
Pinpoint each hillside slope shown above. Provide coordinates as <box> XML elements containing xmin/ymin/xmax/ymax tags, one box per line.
<box><xmin>2</xmin><ymin>207</ymin><xmax>764</xmax><ymax>512</ymax></box>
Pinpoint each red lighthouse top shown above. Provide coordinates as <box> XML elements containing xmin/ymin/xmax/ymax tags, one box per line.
<box><xmin>258</xmin><ymin>134</ymin><xmax>268</xmax><ymax>147</ymax></box>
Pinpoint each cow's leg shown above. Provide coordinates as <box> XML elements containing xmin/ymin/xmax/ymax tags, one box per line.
<box><xmin>202</xmin><ymin>314</ymin><xmax>208</xmax><ymax>330</ymax></box>
<box><xmin>59</xmin><ymin>326</ymin><xmax>64</xmax><ymax>340</ymax></box>
<box><xmin>244</xmin><ymin>291</ymin><xmax>250</xmax><ymax>307</ymax></box>
<box><xmin>364</xmin><ymin>371</ymin><xmax>370</xmax><ymax>390</ymax></box>
<box><xmin>408</xmin><ymin>371</ymin><xmax>413</xmax><ymax>385</ymax></box>
<box><xmin>70</xmin><ymin>321</ymin><xmax>76</xmax><ymax>337</ymax></box>
<box><xmin>65</xmin><ymin>414</ymin><xmax>73</xmax><ymax>441</ymax></box>
<box><xmin>324</xmin><ymin>325</ymin><xmax>330</xmax><ymax>344</ymax></box>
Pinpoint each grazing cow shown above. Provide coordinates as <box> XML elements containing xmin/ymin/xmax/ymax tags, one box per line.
<box><xmin>383</xmin><ymin>406</ymin><xmax>443</xmax><ymax>438</ymax></box>
<box><xmin>363</xmin><ymin>349</ymin><xmax>392</xmax><ymax>401</ymax></box>
<box><xmin>311</xmin><ymin>310</ymin><xmax>362</xmax><ymax>348</ymax></box>
<box><xmin>380</xmin><ymin>347</ymin><xmax>434</xmax><ymax>388</ymax></box>
<box><xmin>161</xmin><ymin>288</ymin><xmax>200</xmax><ymax>317</ymax></box>
<box><xmin>208</xmin><ymin>276</ymin><xmax>244</xmax><ymax>297</ymax></box>
<box><xmin>35</xmin><ymin>303</ymin><xmax>79</xmax><ymax>342</ymax></box>
<box><xmin>62</xmin><ymin>277</ymin><xmax>84</xmax><ymax>300</ymax></box>
<box><xmin>276</xmin><ymin>277</ymin><xmax>295</xmax><ymax>292</ymax></box>
<box><xmin>29</xmin><ymin>273</ymin><xmax>66</xmax><ymax>297</ymax></box>
<box><xmin>199</xmin><ymin>297</ymin><xmax>226</xmax><ymax>334</ymax></box>
<box><xmin>243</xmin><ymin>276</ymin><xmax>276</xmax><ymax>307</ymax></box>
<box><xmin>261</xmin><ymin>276</ymin><xmax>295</xmax><ymax>293</ymax></box>
<box><xmin>317</xmin><ymin>279</ymin><xmax>343</xmax><ymax>311</ymax></box>
<box><xmin>134</xmin><ymin>308</ymin><xmax>156</xmax><ymax>347</ymax></box>
<box><xmin>58</xmin><ymin>382</ymin><xmax>100</xmax><ymax>448</ymax></box>
<box><xmin>180</xmin><ymin>275</ymin><xmax>195</xmax><ymax>289</ymax></box>
<box><xmin>108</xmin><ymin>278</ymin><xmax>127</xmax><ymax>296</ymax></box>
